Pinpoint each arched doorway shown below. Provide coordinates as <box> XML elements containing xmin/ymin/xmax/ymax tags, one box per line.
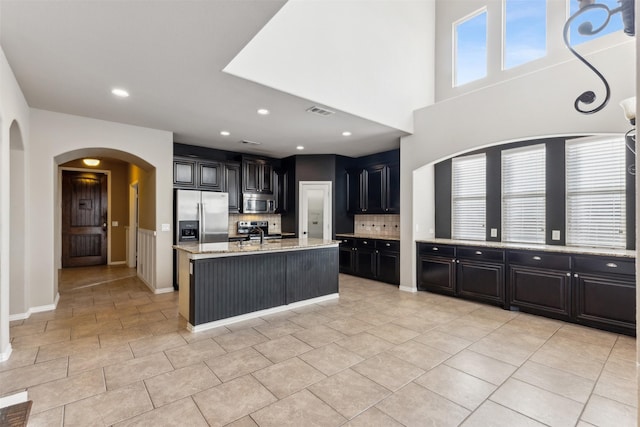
<box><xmin>54</xmin><ymin>149</ymin><xmax>156</xmax><ymax>291</ymax></box>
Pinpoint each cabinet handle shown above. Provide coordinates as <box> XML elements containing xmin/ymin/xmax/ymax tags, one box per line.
<box><xmin>456</xmin><ymin>260</ymin><xmax>459</xmax><ymax>263</ymax></box>
<box><xmin>566</xmin><ymin>273</ymin><xmax>571</xmax><ymax>277</ymax></box>
<box><xmin>475</xmin><ymin>251</ymin><xmax>482</xmax><ymax>255</ymax></box>
<box><xmin>386</xmin><ymin>243</ymin><xmax>391</xmax><ymax>247</ymax></box>
<box><xmin>532</xmin><ymin>256</ymin><xmax>541</xmax><ymax>261</ymax></box>
<box><xmin>574</xmin><ymin>273</ymin><xmax>579</xmax><ymax>278</ymax></box>
<box><xmin>432</xmin><ymin>247</ymin><xmax>438</xmax><ymax>251</ymax></box>
<box><xmin>606</xmin><ymin>263</ymin><xmax>618</xmax><ymax>268</ymax></box>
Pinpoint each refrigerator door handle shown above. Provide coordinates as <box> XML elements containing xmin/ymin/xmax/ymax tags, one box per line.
<box><xmin>201</xmin><ymin>202</ymin><xmax>206</xmax><ymax>242</ymax></box>
<box><xmin>196</xmin><ymin>202</ymin><xmax>202</xmax><ymax>242</ymax></box>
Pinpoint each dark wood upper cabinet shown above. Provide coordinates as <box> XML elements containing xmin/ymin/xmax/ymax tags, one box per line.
<box><xmin>346</xmin><ymin>162</ymin><xmax>400</xmax><ymax>214</ymax></box>
<box><xmin>225</xmin><ymin>162</ymin><xmax>241</xmax><ymax>213</ymax></box>
<box><xmin>173</xmin><ymin>157</ymin><xmax>197</xmax><ymax>188</ymax></box>
<box><xmin>197</xmin><ymin>161</ymin><xmax>224</xmax><ymax>191</ymax></box>
<box><xmin>273</xmin><ymin>167</ymin><xmax>289</xmax><ymax>214</ymax></box>
<box><xmin>243</xmin><ymin>158</ymin><xmax>273</xmax><ymax>194</ymax></box>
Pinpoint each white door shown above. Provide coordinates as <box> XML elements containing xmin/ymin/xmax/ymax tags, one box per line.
<box><xmin>299</xmin><ymin>181</ymin><xmax>332</xmax><ymax>240</ymax></box>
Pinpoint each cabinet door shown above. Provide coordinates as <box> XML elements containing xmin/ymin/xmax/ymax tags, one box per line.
<box><xmin>509</xmin><ymin>266</ymin><xmax>572</xmax><ymax>320</ymax></box>
<box><xmin>225</xmin><ymin>162</ymin><xmax>241</xmax><ymax>213</ymax></box>
<box><xmin>173</xmin><ymin>158</ymin><xmax>196</xmax><ymax>188</ymax></box>
<box><xmin>346</xmin><ymin>168</ymin><xmax>363</xmax><ymax>213</ymax></box>
<box><xmin>260</xmin><ymin>162</ymin><xmax>273</xmax><ymax>193</ymax></box>
<box><xmin>242</xmin><ymin>159</ymin><xmax>260</xmax><ymax>193</ymax></box>
<box><xmin>456</xmin><ymin>260</ymin><xmax>504</xmax><ymax>306</ymax></box>
<box><xmin>198</xmin><ymin>161</ymin><xmax>224</xmax><ymax>191</ymax></box>
<box><xmin>574</xmin><ymin>273</ymin><xmax>636</xmax><ymax>336</ymax></box>
<box><xmin>364</xmin><ymin>165</ymin><xmax>385</xmax><ymax>213</ymax></box>
<box><xmin>417</xmin><ymin>255</ymin><xmax>456</xmax><ymax>295</ymax></box>
<box><xmin>274</xmin><ymin>168</ymin><xmax>288</xmax><ymax>213</ymax></box>
<box><xmin>339</xmin><ymin>246</ymin><xmax>355</xmax><ymax>274</ymax></box>
<box><xmin>377</xmin><ymin>250</ymin><xmax>400</xmax><ymax>285</ymax></box>
<box><xmin>385</xmin><ymin>162</ymin><xmax>400</xmax><ymax>213</ymax></box>
<box><xmin>355</xmin><ymin>247</ymin><xmax>377</xmax><ymax>279</ymax></box>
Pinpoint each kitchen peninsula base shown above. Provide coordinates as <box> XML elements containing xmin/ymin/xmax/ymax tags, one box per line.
<box><xmin>175</xmin><ymin>239</ymin><xmax>339</xmax><ymax>332</ymax></box>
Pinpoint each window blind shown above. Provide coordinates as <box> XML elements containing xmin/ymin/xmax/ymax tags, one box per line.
<box><xmin>566</xmin><ymin>136</ymin><xmax>626</xmax><ymax>249</ymax></box>
<box><xmin>452</xmin><ymin>153</ymin><xmax>486</xmax><ymax>240</ymax></box>
<box><xmin>502</xmin><ymin>144</ymin><xmax>546</xmax><ymax>244</ymax></box>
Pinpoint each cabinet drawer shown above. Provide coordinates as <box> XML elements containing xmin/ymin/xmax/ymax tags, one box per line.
<box><xmin>418</xmin><ymin>243</ymin><xmax>455</xmax><ymax>258</ymax></box>
<box><xmin>457</xmin><ymin>247</ymin><xmax>504</xmax><ymax>262</ymax></box>
<box><xmin>508</xmin><ymin>250</ymin><xmax>571</xmax><ymax>270</ymax></box>
<box><xmin>377</xmin><ymin>240</ymin><xmax>399</xmax><ymax>252</ymax></box>
<box><xmin>339</xmin><ymin>238</ymin><xmax>356</xmax><ymax>247</ymax></box>
<box><xmin>356</xmin><ymin>239</ymin><xmax>376</xmax><ymax>249</ymax></box>
<box><xmin>573</xmin><ymin>256</ymin><xmax>635</xmax><ymax>277</ymax></box>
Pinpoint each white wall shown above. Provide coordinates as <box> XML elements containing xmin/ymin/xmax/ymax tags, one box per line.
<box><xmin>224</xmin><ymin>0</ymin><xmax>435</xmax><ymax>133</ymax></box>
<box><xmin>0</xmin><ymin>46</ymin><xmax>31</xmax><ymax>360</ymax></box>
<box><xmin>399</xmin><ymin>40</ymin><xmax>635</xmax><ymax>290</ymax></box>
<box><xmin>28</xmin><ymin>109</ymin><xmax>174</xmax><ymax>307</ymax></box>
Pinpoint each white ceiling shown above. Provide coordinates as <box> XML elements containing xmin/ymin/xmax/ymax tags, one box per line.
<box><xmin>0</xmin><ymin>0</ymin><xmax>407</xmax><ymax>159</ymax></box>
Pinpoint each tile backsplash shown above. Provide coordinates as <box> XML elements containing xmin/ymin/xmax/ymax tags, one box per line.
<box><xmin>354</xmin><ymin>214</ymin><xmax>400</xmax><ymax>237</ymax></box>
<box><xmin>229</xmin><ymin>214</ymin><xmax>281</xmax><ymax>236</ymax></box>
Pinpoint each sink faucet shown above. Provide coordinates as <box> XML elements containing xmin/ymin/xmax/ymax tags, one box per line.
<box><xmin>250</xmin><ymin>226</ymin><xmax>264</xmax><ymax>244</ymax></box>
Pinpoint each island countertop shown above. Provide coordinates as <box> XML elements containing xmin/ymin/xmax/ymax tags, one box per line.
<box><xmin>174</xmin><ymin>237</ymin><xmax>339</xmax><ymax>259</ymax></box>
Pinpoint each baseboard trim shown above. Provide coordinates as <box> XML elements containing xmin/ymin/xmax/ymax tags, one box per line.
<box><xmin>0</xmin><ymin>391</ymin><xmax>27</xmax><ymax>408</ymax></box>
<box><xmin>0</xmin><ymin>344</ymin><xmax>12</xmax><ymax>362</ymax></box>
<box><xmin>187</xmin><ymin>293</ymin><xmax>339</xmax><ymax>333</ymax></box>
<box><xmin>154</xmin><ymin>287</ymin><xmax>175</xmax><ymax>295</ymax></box>
<box><xmin>8</xmin><ymin>293</ymin><xmax>60</xmax><ymax>321</ymax></box>
<box><xmin>109</xmin><ymin>261</ymin><xmax>127</xmax><ymax>266</ymax></box>
<box><xmin>399</xmin><ymin>285</ymin><xmax>417</xmax><ymax>293</ymax></box>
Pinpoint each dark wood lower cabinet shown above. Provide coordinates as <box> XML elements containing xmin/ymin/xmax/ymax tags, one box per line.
<box><xmin>417</xmin><ymin>255</ymin><xmax>456</xmax><ymax>295</ymax></box>
<box><xmin>416</xmin><ymin>242</ymin><xmax>636</xmax><ymax>336</ymax></box>
<box><xmin>339</xmin><ymin>237</ymin><xmax>400</xmax><ymax>285</ymax></box>
<box><xmin>574</xmin><ymin>273</ymin><xmax>636</xmax><ymax>335</ymax></box>
<box><xmin>457</xmin><ymin>260</ymin><xmax>504</xmax><ymax>306</ymax></box>
<box><xmin>509</xmin><ymin>266</ymin><xmax>572</xmax><ymax>321</ymax></box>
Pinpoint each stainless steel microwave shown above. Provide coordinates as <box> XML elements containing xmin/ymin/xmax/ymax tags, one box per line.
<box><xmin>243</xmin><ymin>193</ymin><xmax>275</xmax><ymax>214</ymax></box>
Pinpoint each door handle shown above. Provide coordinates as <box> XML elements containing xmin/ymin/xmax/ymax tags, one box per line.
<box><xmin>102</xmin><ymin>222</ymin><xmax>107</xmax><ymax>231</ymax></box>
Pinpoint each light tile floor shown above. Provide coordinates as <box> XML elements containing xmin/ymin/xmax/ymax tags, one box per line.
<box><xmin>2</xmin><ymin>265</ymin><xmax>637</xmax><ymax>426</ymax></box>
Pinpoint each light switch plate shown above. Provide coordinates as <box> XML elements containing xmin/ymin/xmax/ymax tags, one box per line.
<box><xmin>161</xmin><ymin>223</ymin><xmax>171</xmax><ymax>232</ymax></box>
<box><xmin>552</xmin><ymin>230</ymin><xmax>561</xmax><ymax>240</ymax></box>
<box><xmin>112</xmin><ymin>221</ymin><xmax>118</xmax><ymax>227</ymax></box>
<box><xmin>490</xmin><ymin>228</ymin><xmax>498</xmax><ymax>237</ymax></box>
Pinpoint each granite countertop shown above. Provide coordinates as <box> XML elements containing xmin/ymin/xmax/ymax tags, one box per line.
<box><xmin>336</xmin><ymin>233</ymin><xmax>400</xmax><ymax>241</ymax></box>
<box><xmin>416</xmin><ymin>238</ymin><xmax>636</xmax><ymax>258</ymax></box>
<box><xmin>174</xmin><ymin>237</ymin><xmax>339</xmax><ymax>257</ymax></box>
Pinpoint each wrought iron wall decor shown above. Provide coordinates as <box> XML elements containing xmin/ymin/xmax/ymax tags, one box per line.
<box><xmin>562</xmin><ymin>0</ymin><xmax>635</xmax><ymax>114</ymax></box>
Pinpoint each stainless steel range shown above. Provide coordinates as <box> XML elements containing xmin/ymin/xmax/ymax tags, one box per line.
<box><xmin>237</xmin><ymin>220</ymin><xmax>281</xmax><ymax>241</ymax></box>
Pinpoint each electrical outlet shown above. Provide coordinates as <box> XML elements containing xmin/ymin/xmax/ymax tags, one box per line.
<box><xmin>112</xmin><ymin>221</ymin><xmax>118</xmax><ymax>227</ymax></box>
<box><xmin>161</xmin><ymin>223</ymin><xmax>171</xmax><ymax>232</ymax></box>
<box><xmin>552</xmin><ymin>230</ymin><xmax>561</xmax><ymax>240</ymax></box>
<box><xmin>490</xmin><ymin>228</ymin><xmax>497</xmax><ymax>237</ymax></box>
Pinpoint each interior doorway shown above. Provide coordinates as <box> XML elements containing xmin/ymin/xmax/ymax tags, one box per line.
<box><xmin>299</xmin><ymin>181</ymin><xmax>332</xmax><ymax>240</ymax></box>
<box><xmin>61</xmin><ymin>170</ymin><xmax>108</xmax><ymax>267</ymax></box>
<box><xmin>128</xmin><ymin>182</ymin><xmax>139</xmax><ymax>268</ymax></box>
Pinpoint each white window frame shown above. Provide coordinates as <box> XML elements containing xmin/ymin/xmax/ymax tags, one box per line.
<box><xmin>501</xmin><ymin>144</ymin><xmax>546</xmax><ymax>244</ymax></box>
<box><xmin>452</xmin><ymin>7</ymin><xmax>488</xmax><ymax>87</ymax></box>
<box><xmin>565</xmin><ymin>135</ymin><xmax>627</xmax><ymax>249</ymax></box>
<box><xmin>502</xmin><ymin>0</ymin><xmax>548</xmax><ymax>70</ymax></box>
<box><xmin>451</xmin><ymin>153</ymin><xmax>486</xmax><ymax>241</ymax></box>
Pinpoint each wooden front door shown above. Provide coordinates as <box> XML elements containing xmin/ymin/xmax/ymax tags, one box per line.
<box><xmin>62</xmin><ymin>170</ymin><xmax>108</xmax><ymax>267</ymax></box>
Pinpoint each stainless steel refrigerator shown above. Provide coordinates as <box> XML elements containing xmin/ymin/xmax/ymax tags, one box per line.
<box><xmin>175</xmin><ymin>190</ymin><xmax>229</xmax><ymax>244</ymax></box>
<box><xmin>174</xmin><ymin>190</ymin><xmax>228</xmax><ymax>288</ymax></box>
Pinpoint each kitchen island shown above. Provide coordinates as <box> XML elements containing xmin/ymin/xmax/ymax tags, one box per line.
<box><xmin>174</xmin><ymin>238</ymin><xmax>339</xmax><ymax>332</ymax></box>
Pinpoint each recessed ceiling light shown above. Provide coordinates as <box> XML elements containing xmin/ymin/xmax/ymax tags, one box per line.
<box><xmin>296</xmin><ymin>146</ymin><xmax>305</xmax><ymax>150</ymax></box>
<box><xmin>83</xmin><ymin>158</ymin><xmax>100</xmax><ymax>167</ymax></box>
<box><xmin>220</xmin><ymin>131</ymin><xmax>230</xmax><ymax>136</ymax></box>
<box><xmin>257</xmin><ymin>108</ymin><xmax>270</xmax><ymax>115</ymax></box>
<box><xmin>111</xmin><ymin>88</ymin><xmax>129</xmax><ymax>98</ymax></box>
<box><xmin>342</xmin><ymin>131</ymin><xmax>352</xmax><ymax>137</ymax></box>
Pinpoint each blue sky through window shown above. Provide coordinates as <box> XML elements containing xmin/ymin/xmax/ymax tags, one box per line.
<box><xmin>455</xmin><ymin>10</ymin><xmax>487</xmax><ymax>86</ymax></box>
<box><xmin>568</xmin><ymin>0</ymin><xmax>623</xmax><ymax>45</ymax></box>
<box><xmin>504</xmin><ymin>0</ymin><xmax>546</xmax><ymax>69</ymax></box>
